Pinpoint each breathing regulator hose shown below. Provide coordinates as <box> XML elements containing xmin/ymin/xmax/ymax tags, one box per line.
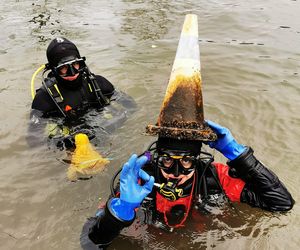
<box><xmin>31</xmin><ymin>64</ymin><xmax>46</xmax><ymax>100</ymax></box>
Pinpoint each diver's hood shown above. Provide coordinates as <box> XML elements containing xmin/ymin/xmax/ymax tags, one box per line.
<box><xmin>47</xmin><ymin>37</ymin><xmax>81</xmax><ymax>67</ymax></box>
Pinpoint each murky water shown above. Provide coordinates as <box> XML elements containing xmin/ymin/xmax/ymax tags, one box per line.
<box><xmin>0</xmin><ymin>0</ymin><xmax>299</xmax><ymax>249</ymax></box>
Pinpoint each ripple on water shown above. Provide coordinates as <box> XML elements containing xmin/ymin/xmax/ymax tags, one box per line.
<box><xmin>1</xmin><ymin>0</ymin><xmax>300</xmax><ymax>249</ymax></box>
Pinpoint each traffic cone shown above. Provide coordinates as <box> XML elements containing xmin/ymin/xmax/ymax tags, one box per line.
<box><xmin>146</xmin><ymin>14</ymin><xmax>216</xmax><ymax>141</ymax></box>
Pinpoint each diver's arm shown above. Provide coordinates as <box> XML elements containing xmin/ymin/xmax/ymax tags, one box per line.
<box><xmin>94</xmin><ymin>74</ymin><xmax>137</xmax><ymax>112</ymax></box>
<box><xmin>228</xmin><ymin>147</ymin><xmax>294</xmax><ymax>211</ymax></box>
<box><xmin>206</xmin><ymin>120</ymin><xmax>294</xmax><ymax>212</ymax></box>
<box><xmin>94</xmin><ymin>75</ymin><xmax>115</xmax><ymax>98</ymax></box>
<box><xmin>110</xmin><ymin>90</ymin><xmax>137</xmax><ymax>113</ymax></box>
<box><xmin>31</xmin><ymin>87</ymin><xmax>57</xmax><ymax>112</ymax></box>
<box><xmin>84</xmin><ymin>154</ymin><xmax>154</xmax><ymax>247</ymax></box>
<box><xmin>26</xmin><ymin>109</ymin><xmax>48</xmax><ymax>147</ymax></box>
<box><xmin>27</xmin><ymin>108</ymin><xmax>70</xmax><ymax>149</ymax></box>
<box><xmin>86</xmin><ymin>199</ymin><xmax>135</xmax><ymax>247</ymax></box>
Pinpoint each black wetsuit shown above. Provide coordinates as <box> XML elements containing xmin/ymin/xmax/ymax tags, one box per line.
<box><xmin>29</xmin><ymin>73</ymin><xmax>136</xmax><ymax>149</ymax></box>
<box><xmin>80</xmin><ymin>147</ymin><xmax>294</xmax><ymax>249</ymax></box>
<box><xmin>32</xmin><ymin>73</ymin><xmax>114</xmax><ymax>117</ymax></box>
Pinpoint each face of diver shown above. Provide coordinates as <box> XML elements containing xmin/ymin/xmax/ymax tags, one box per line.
<box><xmin>56</xmin><ymin>58</ymin><xmax>85</xmax><ymax>81</ymax></box>
<box><xmin>157</xmin><ymin>150</ymin><xmax>197</xmax><ymax>186</ymax></box>
<box><xmin>47</xmin><ymin>37</ymin><xmax>83</xmax><ymax>82</ymax></box>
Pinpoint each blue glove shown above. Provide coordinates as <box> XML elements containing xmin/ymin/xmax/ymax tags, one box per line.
<box><xmin>110</xmin><ymin>154</ymin><xmax>154</xmax><ymax>221</ymax></box>
<box><xmin>206</xmin><ymin>120</ymin><xmax>246</xmax><ymax>160</ymax></box>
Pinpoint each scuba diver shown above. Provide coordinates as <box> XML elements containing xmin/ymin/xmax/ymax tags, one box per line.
<box><xmin>81</xmin><ymin>126</ymin><xmax>294</xmax><ymax>249</ymax></box>
<box><xmin>29</xmin><ymin>37</ymin><xmax>136</xmax><ymax>149</ymax></box>
<box><xmin>80</xmin><ymin>14</ymin><xmax>294</xmax><ymax>249</ymax></box>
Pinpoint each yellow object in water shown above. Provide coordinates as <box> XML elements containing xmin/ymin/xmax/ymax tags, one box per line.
<box><xmin>67</xmin><ymin>133</ymin><xmax>110</xmax><ymax>181</ymax></box>
<box><xmin>46</xmin><ymin>123</ymin><xmax>70</xmax><ymax>137</ymax></box>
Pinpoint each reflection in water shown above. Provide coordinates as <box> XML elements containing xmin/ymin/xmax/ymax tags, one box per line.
<box><xmin>111</xmin><ymin>203</ymin><xmax>288</xmax><ymax>249</ymax></box>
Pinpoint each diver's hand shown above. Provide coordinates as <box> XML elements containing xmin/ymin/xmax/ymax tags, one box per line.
<box><xmin>110</xmin><ymin>154</ymin><xmax>154</xmax><ymax>221</ymax></box>
<box><xmin>206</xmin><ymin>120</ymin><xmax>246</xmax><ymax>160</ymax></box>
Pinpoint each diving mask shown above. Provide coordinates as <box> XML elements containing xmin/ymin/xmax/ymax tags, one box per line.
<box><xmin>55</xmin><ymin>57</ymin><xmax>86</xmax><ymax>77</ymax></box>
<box><xmin>157</xmin><ymin>151</ymin><xmax>197</xmax><ymax>175</ymax></box>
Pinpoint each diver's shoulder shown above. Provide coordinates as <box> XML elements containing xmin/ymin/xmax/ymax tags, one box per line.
<box><xmin>31</xmin><ymin>86</ymin><xmax>55</xmax><ymax>111</ymax></box>
<box><xmin>94</xmin><ymin>74</ymin><xmax>115</xmax><ymax>95</ymax></box>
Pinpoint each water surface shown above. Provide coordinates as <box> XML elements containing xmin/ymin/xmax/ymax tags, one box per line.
<box><xmin>0</xmin><ymin>0</ymin><xmax>299</xmax><ymax>249</ymax></box>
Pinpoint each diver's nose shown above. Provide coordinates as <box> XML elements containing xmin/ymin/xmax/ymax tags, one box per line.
<box><xmin>69</xmin><ymin>65</ymin><xmax>76</xmax><ymax>76</ymax></box>
<box><xmin>173</xmin><ymin>161</ymin><xmax>180</xmax><ymax>177</ymax></box>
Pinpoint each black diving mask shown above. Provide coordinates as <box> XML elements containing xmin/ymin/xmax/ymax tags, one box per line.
<box><xmin>55</xmin><ymin>57</ymin><xmax>86</xmax><ymax>77</ymax></box>
<box><xmin>157</xmin><ymin>151</ymin><xmax>197</xmax><ymax>176</ymax></box>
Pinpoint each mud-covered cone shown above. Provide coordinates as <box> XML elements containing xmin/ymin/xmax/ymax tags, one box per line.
<box><xmin>67</xmin><ymin>133</ymin><xmax>110</xmax><ymax>181</ymax></box>
<box><xmin>146</xmin><ymin>14</ymin><xmax>216</xmax><ymax>141</ymax></box>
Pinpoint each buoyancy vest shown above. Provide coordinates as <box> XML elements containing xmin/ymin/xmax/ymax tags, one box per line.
<box><xmin>212</xmin><ymin>162</ymin><xmax>245</xmax><ymax>201</ymax></box>
<box><xmin>152</xmin><ymin>162</ymin><xmax>245</xmax><ymax>228</ymax></box>
<box><xmin>155</xmin><ymin>174</ymin><xmax>196</xmax><ymax>228</ymax></box>
<box><xmin>43</xmin><ymin>73</ymin><xmax>110</xmax><ymax>117</ymax></box>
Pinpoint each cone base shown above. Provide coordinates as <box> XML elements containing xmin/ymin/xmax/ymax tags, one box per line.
<box><xmin>146</xmin><ymin>124</ymin><xmax>217</xmax><ymax>141</ymax></box>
